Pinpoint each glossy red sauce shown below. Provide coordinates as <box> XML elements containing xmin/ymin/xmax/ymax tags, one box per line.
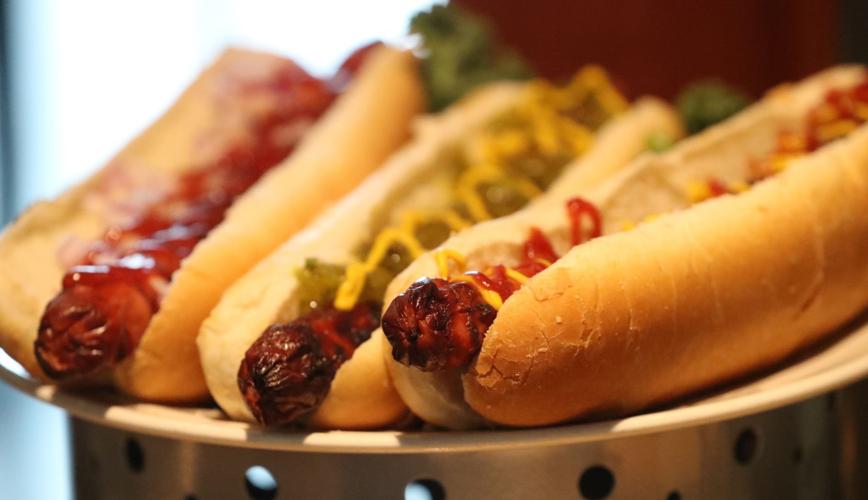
<box><xmin>706</xmin><ymin>178</ymin><xmax>729</xmax><ymax>197</ymax></box>
<box><xmin>36</xmin><ymin>45</ymin><xmax>376</xmax><ymax>379</ymax></box>
<box><xmin>523</xmin><ymin>227</ymin><xmax>558</xmax><ymax>263</ymax></box>
<box><xmin>62</xmin><ymin>265</ymin><xmax>160</xmax><ymax>308</ymax></box>
<box><xmin>307</xmin><ymin>305</ymin><xmax>366</xmax><ymax>358</ymax></box>
<box><xmin>468</xmin><ymin>266</ymin><xmax>520</xmax><ymax>301</ymax></box>
<box><xmin>567</xmin><ymin>197</ymin><xmax>603</xmax><ymax>245</ymax></box>
<box><xmin>471</xmin><ymin>197</ymin><xmax>602</xmax><ymax>301</ymax></box>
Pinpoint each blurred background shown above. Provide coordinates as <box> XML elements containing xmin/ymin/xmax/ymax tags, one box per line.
<box><xmin>0</xmin><ymin>0</ymin><xmax>866</xmax><ymax>498</ymax></box>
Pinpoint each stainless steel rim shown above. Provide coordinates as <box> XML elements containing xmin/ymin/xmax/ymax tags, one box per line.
<box><xmin>3</xmin><ymin>319</ymin><xmax>868</xmax><ymax>453</ymax></box>
<box><xmin>70</xmin><ymin>388</ymin><xmax>853</xmax><ymax>500</ymax></box>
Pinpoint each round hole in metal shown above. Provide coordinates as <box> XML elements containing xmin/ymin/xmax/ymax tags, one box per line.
<box><xmin>125</xmin><ymin>438</ymin><xmax>144</xmax><ymax>473</ymax></box>
<box><xmin>578</xmin><ymin>465</ymin><xmax>615</xmax><ymax>499</ymax></box>
<box><xmin>245</xmin><ymin>465</ymin><xmax>278</xmax><ymax>500</ymax></box>
<box><xmin>666</xmin><ymin>491</ymin><xmax>682</xmax><ymax>500</ymax></box>
<box><xmin>405</xmin><ymin>478</ymin><xmax>446</xmax><ymax>500</ymax></box>
<box><xmin>734</xmin><ymin>428</ymin><xmax>759</xmax><ymax>465</ymax></box>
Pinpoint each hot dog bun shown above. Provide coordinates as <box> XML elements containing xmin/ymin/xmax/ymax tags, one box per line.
<box><xmin>467</xmin><ymin>121</ymin><xmax>868</xmax><ymax>426</ymax></box>
<box><xmin>0</xmin><ymin>45</ymin><xmax>425</xmax><ymax>402</ymax></box>
<box><xmin>199</xmin><ymin>82</ymin><xmax>524</xmax><ymax>426</ymax></box>
<box><xmin>115</xmin><ymin>46</ymin><xmax>423</xmax><ymax>402</ymax></box>
<box><xmin>199</xmin><ymin>86</ymin><xmax>681</xmax><ymax>427</ymax></box>
<box><xmin>0</xmin><ymin>47</ymin><xmax>288</xmax><ymax>381</ymax></box>
<box><xmin>381</xmin><ymin>65</ymin><xmax>867</xmax><ymax>429</ymax></box>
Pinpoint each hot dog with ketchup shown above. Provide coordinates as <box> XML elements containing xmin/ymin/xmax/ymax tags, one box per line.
<box><xmin>198</xmin><ymin>67</ymin><xmax>683</xmax><ymax>428</ymax></box>
<box><xmin>380</xmin><ymin>65</ymin><xmax>868</xmax><ymax>428</ymax></box>
<box><xmin>0</xmin><ymin>43</ymin><xmax>425</xmax><ymax>402</ymax></box>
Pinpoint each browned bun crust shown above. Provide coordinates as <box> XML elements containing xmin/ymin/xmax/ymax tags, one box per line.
<box><xmin>380</xmin><ymin>98</ymin><xmax>685</xmax><ymax>429</ymax></box>
<box><xmin>0</xmin><ymin>46</ymin><xmax>425</xmax><ymax>403</ymax></box>
<box><xmin>115</xmin><ymin>46</ymin><xmax>424</xmax><ymax>402</ymax></box>
<box><xmin>382</xmin><ymin>65</ymin><xmax>867</xmax><ymax>429</ymax></box>
<box><xmin>464</xmin><ymin>125</ymin><xmax>868</xmax><ymax>426</ymax></box>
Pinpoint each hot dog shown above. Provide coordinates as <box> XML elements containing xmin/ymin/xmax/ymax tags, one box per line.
<box><xmin>198</xmin><ymin>68</ymin><xmax>683</xmax><ymax>428</ymax></box>
<box><xmin>0</xmin><ymin>43</ymin><xmax>425</xmax><ymax>402</ymax></box>
<box><xmin>381</xmin><ymin>65</ymin><xmax>868</xmax><ymax>428</ymax></box>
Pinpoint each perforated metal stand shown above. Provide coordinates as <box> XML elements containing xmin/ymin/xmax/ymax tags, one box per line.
<box><xmin>69</xmin><ymin>380</ymin><xmax>868</xmax><ymax>500</ymax></box>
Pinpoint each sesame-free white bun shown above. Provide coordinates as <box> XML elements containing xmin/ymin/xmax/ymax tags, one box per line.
<box><xmin>0</xmin><ymin>45</ymin><xmax>425</xmax><ymax>402</ymax></box>
<box><xmin>381</xmin><ymin>66</ymin><xmax>868</xmax><ymax>429</ymax></box>
<box><xmin>468</xmin><ymin>122</ymin><xmax>868</xmax><ymax>426</ymax></box>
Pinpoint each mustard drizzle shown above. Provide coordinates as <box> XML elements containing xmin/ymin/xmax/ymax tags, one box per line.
<box><xmin>332</xmin><ymin>67</ymin><xmax>626</xmax><ymax>310</ymax></box>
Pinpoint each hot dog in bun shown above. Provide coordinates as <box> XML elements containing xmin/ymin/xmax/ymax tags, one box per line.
<box><xmin>0</xmin><ymin>43</ymin><xmax>425</xmax><ymax>402</ymax></box>
<box><xmin>198</xmin><ymin>67</ymin><xmax>683</xmax><ymax>428</ymax></box>
<box><xmin>381</xmin><ymin>65</ymin><xmax>868</xmax><ymax>428</ymax></box>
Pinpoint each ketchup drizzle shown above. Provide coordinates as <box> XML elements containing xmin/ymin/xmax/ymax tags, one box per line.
<box><xmin>35</xmin><ymin>46</ymin><xmax>376</xmax><ymax>379</ymax></box>
<box><xmin>472</xmin><ymin>197</ymin><xmax>602</xmax><ymax>302</ymax></box>
<box><xmin>469</xmin><ymin>266</ymin><xmax>520</xmax><ymax>301</ymax></box>
<box><xmin>384</xmin><ymin>197</ymin><xmax>602</xmax><ymax>373</ymax></box>
<box><xmin>469</xmin><ymin>79</ymin><xmax>868</xmax><ymax>312</ymax></box>
<box><xmin>752</xmin><ymin>77</ymin><xmax>868</xmax><ymax>181</ymax></box>
<box><xmin>567</xmin><ymin>197</ymin><xmax>603</xmax><ymax>245</ymax></box>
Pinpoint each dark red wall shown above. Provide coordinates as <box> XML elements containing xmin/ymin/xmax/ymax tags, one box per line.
<box><xmin>455</xmin><ymin>0</ymin><xmax>838</xmax><ymax>99</ymax></box>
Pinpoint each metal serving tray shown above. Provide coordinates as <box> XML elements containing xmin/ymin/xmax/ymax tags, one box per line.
<box><xmin>3</xmin><ymin>317</ymin><xmax>868</xmax><ymax>500</ymax></box>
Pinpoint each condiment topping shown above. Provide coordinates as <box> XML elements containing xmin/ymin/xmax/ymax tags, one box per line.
<box><xmin>383</xmin><ymin>197</ymin><xmax>602</xmax><ymax>370</ymax></box>
<box><xmin>333</xmin><ymin>66</ymin><xmax>626</xmax><ymax>313</ymax></box>
<box><xmin>753</xmin><ymin>77</ymin><xmax>868</xmax><ymax>181</ymax></box>
<box><xmin>35</xmin><ymin>46</ymin><xmax>375</xmax><ymax>379</ymax></box>
<box><xmin>432</xmin><ymin>197</ymin><xmax>601</xmax><ymax>310</ymax></box>
<box><xmin>682</xmin><ymin>77</ymin><xmax>868</xmax><ymax>207</ymax></box>
<box><xmin>685</xmin><ymin>177</ymin><xmax>749</xmax><ymax>204</ymax></box>
<box><xmin>242</xmin><ymin>67</ymin><xmax>626</xmax><ymax>424</ymax></box>
<box><xmin>386</xmin><ymin>76</ymin><xmax>868</xmax><ymax>373</ymax></box>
